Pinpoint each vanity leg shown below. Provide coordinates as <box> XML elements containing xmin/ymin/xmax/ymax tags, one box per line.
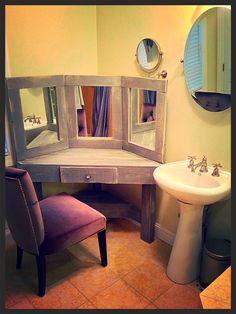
<box><xmin>141</xmin><ymin>184</ymin><xmax>156</xmax><ymax>243</ymax></box>
<box><xmin>33</xmin><ymin>182</ymin><xmax>43</xmax><ymax>201</ymax></box>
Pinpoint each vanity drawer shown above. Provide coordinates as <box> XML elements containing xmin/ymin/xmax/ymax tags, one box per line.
<box><xmin>60</xmin><ymin>166</ymin><xmax>118</xmax><ymax>184</ymax></box>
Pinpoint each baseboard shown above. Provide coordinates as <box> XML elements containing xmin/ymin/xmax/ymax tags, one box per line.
<box><xmin>127</xmin><ymin>218</ymin><xmax>175</xmax><ymax>246</ymax></box>
<box><xmin>154</xmin><ymin>222</ymin><xmax>175</xmax><ymax>246</ymax></box>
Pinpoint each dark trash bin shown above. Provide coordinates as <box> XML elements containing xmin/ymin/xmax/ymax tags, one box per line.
<box><xmin>199</xmin><ymin>238</ymin><xmax>231</xmax><ymax>289</ymax></box>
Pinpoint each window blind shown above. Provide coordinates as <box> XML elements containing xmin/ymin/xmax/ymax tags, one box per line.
<box><xmin>184</xmin><ymin>24</ymin><xmax>203</xmax><ymax>93</ymax></box>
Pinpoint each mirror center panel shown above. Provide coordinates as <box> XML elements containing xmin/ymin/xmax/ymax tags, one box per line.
<box><xmin>76</xmin><ymin>86</ymin><xmax>112</xmax><ymax>137</ymax></box>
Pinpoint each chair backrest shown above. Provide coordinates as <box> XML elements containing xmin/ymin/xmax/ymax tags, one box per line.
<box><xmin>5</xmin><ymin>167</ymin><xmax>45</xmax><ymax>255</ymax></box>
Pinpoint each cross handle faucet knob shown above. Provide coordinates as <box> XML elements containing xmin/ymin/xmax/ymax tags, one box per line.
<box><xmin>212</xmin><ymin>163</ymin><xmax>222</xmax><ymax>177</ymax></box>
<box><xmin>187</xmin><ymin>156</ymin><xmax>196</xmax><ymax>168</ymax></box>
<box><xmin>188</xmin><ymin>155</ymin><xmax>196</xmax><ymax>160</ymax></box>
<box><xmin>212</xmin><ymin>163</ymin><xmax>222</xmax><ymax>168</ymax></box>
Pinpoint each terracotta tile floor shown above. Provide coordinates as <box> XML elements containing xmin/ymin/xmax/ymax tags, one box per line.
<box><xmin>5</xmin><ymin>218</ymin><xmax>203</xmax><ymax>309</ymax></box>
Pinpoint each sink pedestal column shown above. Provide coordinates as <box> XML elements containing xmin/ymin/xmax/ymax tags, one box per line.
<box><xmin>167</xmin><ymin>202</ymin><xmax>204</xmax><ymax>284</ymax></box>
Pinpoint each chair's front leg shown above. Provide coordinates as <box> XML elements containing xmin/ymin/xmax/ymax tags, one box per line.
<box><xmin>16</xmin><ymin>246</ymin><xmax>23</xmax><ymax>269</ymax></box>
<box><xmin>35</xmin><ymin>254</ymin><xmax>46</xmax><ymax>297</ymax></box>
<box><xmin>97</xmin><ymin>230</ymin><xmax>107</xmax><ymax>267</ymax></box>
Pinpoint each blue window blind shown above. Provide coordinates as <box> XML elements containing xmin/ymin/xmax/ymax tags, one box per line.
<box><xmin>184</xmin><ymin>23</ymin><xmax>203</xmax><ymax>93</ymax></box>
<box><xmin>143</xmin><ymin>90</ymin><xmax>156</xmax><ymax>105</ymax></box>
<box><xmin>5</xmin><ymin>136</ymin><xmax>8</xmax><ymax>155</ymax></box>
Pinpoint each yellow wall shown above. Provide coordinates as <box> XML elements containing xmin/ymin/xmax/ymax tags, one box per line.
<box><xmin>6</xmin><ymin>4</ymin><xmax>99</xmax><ymax>199</ymax></box>
<box><xmin>96</xmin><ymin>5</ymin><xmax>231</xmax><ymax>237</ymax></box>
<box><xmin>6</xmin><ymin>5</ymin><xmax>231</xmax><ymax>239</ymax></box>
<box><xmin>6</xmin><ymin>5</ymin><xmax>98</xmax><ymax>75</ymax></box>
<box><xmin>20</xmin><ymin>88</ymin><xmax>46</xmax><ymax>119</ymax></box>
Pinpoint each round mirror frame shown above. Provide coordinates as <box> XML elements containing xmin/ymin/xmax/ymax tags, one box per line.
<box><xmin>136</xmin><ymin>38</ymin><xmax>163</xmax><ymax>73</ymax></box>
<box><xmin>183</xmin><ymin>7</ymin><xmax>231</xmax><ymax>112</ymax></box>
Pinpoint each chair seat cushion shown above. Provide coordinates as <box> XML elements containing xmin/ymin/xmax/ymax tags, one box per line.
<box><xmin>38</xmin><ymin>193</ymin><xmax>106</xmax><ymax>255</ymax></box>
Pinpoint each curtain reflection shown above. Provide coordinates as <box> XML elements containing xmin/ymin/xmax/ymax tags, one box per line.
<box><xmin>144</xmin><ymin>90</ymin><xmax>156</xmax><ymax>105</ymax></box>
<box><xmin>92</xmin><ymin>86</ymin><xmax>110</xmax><ymax>137</ymax></box>
<box><xmin>142</xmin><ymin>90</ymin><xmax>156</xmax><ymax>122</ymax></box>
<box><xmin>77</xmin><ymin>109</ymin><xmax>88</xmax><ymax>136</ymax></box>
<box><xmin>75</xmin><ymin>86</ymin><xmax>85</xmax><ymax>109</ymax></box>
<box><xmin>75</xmin><ymin>86</ymin><xmax>87</xmax><ymax>136</ymax></box>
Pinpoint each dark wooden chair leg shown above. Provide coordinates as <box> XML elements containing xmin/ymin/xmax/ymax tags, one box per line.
<box><xmin>33</xmin><ymin>182</ymin><xmax>43</xmax><ymax>201</ymax></box>
<box><xmin>97</xmin><ymin>230</ymin><xmax>107</xmax><ymax>267</ymax></box>
<box><xmin>35</xmin><ymin>254</ymin><xmax>46</xmax><ymax>297</ymax></box>
<box><xmin>16</xmin><ymin>246</ymin><xmax>23</xmax><ymax>269</ymax></box>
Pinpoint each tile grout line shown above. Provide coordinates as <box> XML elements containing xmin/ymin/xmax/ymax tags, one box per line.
<box><xmin>121</xmin><ymin>266</ymin><xmax>175</xmax><ymax>306</ymax></box>
<box><xmin>68</xmin><ymin>271</ymin><xmax>121</xmax><ymax>306</ymax></box>
<box><xmin>20</xmin><ymin>294</ymin><xmax>36</xmax><ymax>309</ymax></box>
<box><xmin>66</xmin><ymin>279</ymin><xmax>93</xmax><ymax>308</ymax></box>
<box><xmin>120</xmin><ymin>278</ymin><xmax>155</xmax><ymax>305</ymax></box>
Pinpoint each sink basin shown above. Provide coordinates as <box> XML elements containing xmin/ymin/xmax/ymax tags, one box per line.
<box><xmin>153</xmin><ymin>160</ymin><xmax>231</xmax><ymax>205</ymax></box>
<box><xmin>153</xmin><ymin>160</ymin><xmax>231</xmax><ymax>284</ymax></box>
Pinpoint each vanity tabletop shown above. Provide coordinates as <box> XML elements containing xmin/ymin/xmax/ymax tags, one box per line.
<box><xmin>18</xmin><ymin>148</ymin><xmax>161</xmax><ymax>168</ymax></box>
<box><xmin>200</xmin><ymin>266</ymin><xmax>231</xmax><ymax>309</ymax></box>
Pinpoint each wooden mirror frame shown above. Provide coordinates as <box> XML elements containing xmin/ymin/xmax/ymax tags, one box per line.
<box><xmin>6</xmin><ymin>75</ymin><xmax>69</xmax><ymax>160</ymax></box>
<box><xmin>122</xmin><ymin>77</ymin><xmax>167</xmax><ymax>163</ymax></box>
<box><xmin>65</xmin><ymin>75</ymin><xmax>123</xmax><ymax>149</ymax></box>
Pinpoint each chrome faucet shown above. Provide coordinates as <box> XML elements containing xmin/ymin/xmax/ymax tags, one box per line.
<box><xmin>24</xmin><ymin>114</ymin><xmax>36</xmax><ymax>123</ymax></box>
<box><xmin>189</xmin><ymin>155</ymin><xmax>208</xmax><ymax>173</ymax></box>
<box><xmin>24</xmin><ymin>114</ymin><xmax>41</xmax><ymax>124</ymax></box>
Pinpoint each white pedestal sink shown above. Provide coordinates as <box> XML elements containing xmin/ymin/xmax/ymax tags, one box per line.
<box><xmin>153</xmin><ymin>160</ymin><xmax>231</xmax><ymax>284</ymax></box>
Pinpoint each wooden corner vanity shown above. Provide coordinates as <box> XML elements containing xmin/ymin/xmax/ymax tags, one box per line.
<box><xmin>6</xmin><ymin>75</ymin><xmax>167</xmax><ymax>243</ymax></box>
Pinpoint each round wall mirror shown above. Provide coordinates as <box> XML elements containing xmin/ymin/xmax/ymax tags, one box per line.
<box><xmin>136</xmin><ymin>38</ymin><xmax>163</xmax><ymax>73</ymax></box>
<box><xmin>184</xmin><ymin>7</ymin><xmax>231</xmax><ymax>112</ymax></box>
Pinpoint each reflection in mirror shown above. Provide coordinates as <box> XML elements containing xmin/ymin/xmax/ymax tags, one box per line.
<box><xmin>76</xmin><ymin>86</ymin><xmax>112</xmax><ymax>137</ymax></box>
<box><xmin>184</xmin><ymin>7</ymin><xmax>231</xmax><ymax>111</ymax></box>
<box><xmin>20</xmin><ymin>87</ymin><xmax>59</xmax><ymax>149</ymax></box>
<box><xmin>129</xmin><ymin>88</ymin><xmax>156</xmax><ymax>150</ymax></box>
<box><xmin>136</xmin><ymin>38</ymin><xmax>162</xmax><ymax>73</ymax></box>
<box><xmin>47</xmin><ymin>87</ymin><xmax>57</xmax><ymax>123</ymax></box>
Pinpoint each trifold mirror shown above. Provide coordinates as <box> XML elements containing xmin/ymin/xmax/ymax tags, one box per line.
<box><xmin>6</xmin><ymin>75</ymin><xmax>167</xmax><ymax>163</ymax></box>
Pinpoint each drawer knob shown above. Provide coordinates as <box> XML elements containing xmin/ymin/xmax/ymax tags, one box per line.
<box><xmin>85</xmin><ymin>174</ymin><xmax>91</xmax><ymax>180</ymax></box>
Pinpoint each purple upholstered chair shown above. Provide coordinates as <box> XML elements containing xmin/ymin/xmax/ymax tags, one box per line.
<box><xmin>5</xmin><ymin>167</ymin><xmax>107</xmax><ymax>297</ymax></box>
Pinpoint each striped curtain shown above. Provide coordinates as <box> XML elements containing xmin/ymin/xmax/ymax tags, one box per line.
<box><xmin>92</xmin><ymin>87</ymin><xmax>110</xmax><ymax>137</ymax></box>
<box><xmin>143</xmin><ymin>90</ymin><xmax>156</xmax><ymax>105</ymax></box>
<box><xmin>5</xmin><ymin>136</ymin><xmax>8</xmax><ymax>155</ymax></box>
